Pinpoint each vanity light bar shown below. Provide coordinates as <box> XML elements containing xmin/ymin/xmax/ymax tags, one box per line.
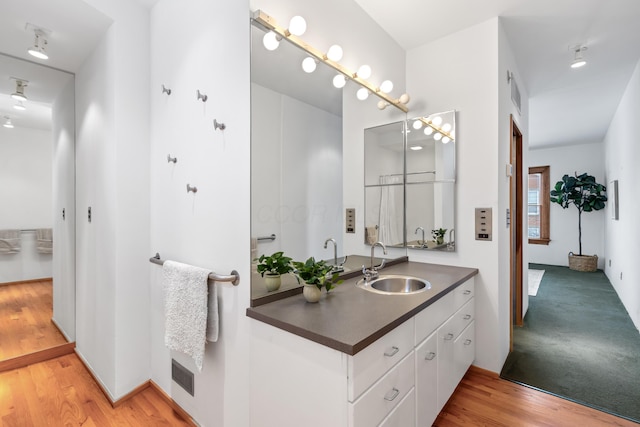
<box><xmin>416</xmin><ymin>117</ymin><xmax>454</xmax><ymax>141</ymax></box>
<box><xmin>252</xmin><ymin>10</ymin><xmax>409</xmax><ymax>114</ymax></box>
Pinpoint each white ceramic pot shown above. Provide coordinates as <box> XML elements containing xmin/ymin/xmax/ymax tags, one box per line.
<box><xmin>303</xmin><ymin>284</ymin><xmax>322</xmax><ymax>303</ymax></box>
<box><xmin>264</xmin><ymin>273</ymin><xmax>282</xmax><ymax>292</ymax></box>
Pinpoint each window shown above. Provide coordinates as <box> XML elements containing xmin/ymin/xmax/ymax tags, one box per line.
<box><xmin>528</xmin><ymin>166</ymin><xmax>550</xmax><ymax>245</ymax></box>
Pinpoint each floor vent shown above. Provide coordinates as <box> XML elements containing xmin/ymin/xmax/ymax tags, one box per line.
<box><xmin>171</xmin><ymin>359</ymin><xmax>194</xmax><ymax>396</ymax></box>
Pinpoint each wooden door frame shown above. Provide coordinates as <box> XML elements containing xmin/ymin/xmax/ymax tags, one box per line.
<box><xmin>510</xmin><ymin>115</ymin><xmax>524</xmax><ymax>350</ymax></box>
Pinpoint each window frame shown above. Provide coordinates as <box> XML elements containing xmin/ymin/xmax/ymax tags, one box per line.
<box><xmin>528</xmin><ymin>165</ymin><xmax>550</xmax><ymax>245</ymax></box>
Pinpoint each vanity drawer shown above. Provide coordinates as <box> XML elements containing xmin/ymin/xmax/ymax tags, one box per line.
<box><xmin>349</xmin><ymin>351</ymin><xmax>415</xmax><ymax>427</ymax></box>
<box><xmin>414</xmin><ymin>291</ymin><xmax>453</xmax><ymax>345</ymax></box>
<box><xmin>378</xmin><ymin>387</ymin><xmax>415</xmax><ymax>427</ymax></box>
<box><xmin>454</xmin><ymin>321</ymin><xmax>475</xmax><ymax>380</ymax></box>
<box><xmin>438</xmin><ymin>298</ymin><xmax>473</xmax><ymax>345</ymax></box>
<box><xmin>348</xmin><ymin>318</ymin><xmax>414</xmax><ymax>402</ymax></box>
<box><xmin>453</xmin><ymin>278</ymin><xmax>474</xmax><ymax>310</ymax></box>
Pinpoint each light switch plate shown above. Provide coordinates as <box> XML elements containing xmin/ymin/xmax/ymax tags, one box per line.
<box><xmin>346</xmin><ymin>208</ymin><xmax>355</xmax><ymax>233</ymax></box>
<box><xmin>475</xmin><ymin>208</ymin><xmax>492</xmax><ymax>241</ymax></box>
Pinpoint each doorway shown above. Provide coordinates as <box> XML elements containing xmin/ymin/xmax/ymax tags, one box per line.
<box><xmin>509</xmin><ymin>115</ymin><xmax>524</xmax><ymax>347</ymax></box>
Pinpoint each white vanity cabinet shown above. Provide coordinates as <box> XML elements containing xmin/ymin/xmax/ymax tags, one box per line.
<box><xmin>249</xmin><ymin>276</ymin><xmax>476</xmax><ymax>427</ymax></box>
<box><xmin>415</xmin><ymin>278</ymin><xmax>475</xmax><ymax>426</ymax></box>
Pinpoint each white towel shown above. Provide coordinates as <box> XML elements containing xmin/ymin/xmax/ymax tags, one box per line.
<box><xmin>0</xmin><ymin>229</ymin><xmax>20</xmax><ymax>254</ymax></box>
<box><xmin>163</xmin><ymin>260</ymin><xmax>210</xmax><ymax>372</ymax></box>
<box><xmin>206</xmin><ymin>282</ymin><xmax>219</xmax><ymax>342</ymax></box>
<box><xmin>36</xmin><ymin>228</ymin><xmax>53</xmax><ymax>254</ymax></box>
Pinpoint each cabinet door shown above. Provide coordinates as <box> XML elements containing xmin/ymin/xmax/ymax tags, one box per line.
<box><xmin>378</xmin><ymin>388</ymin><xmax>416</xmax><ymax>427</ymax></box>
<box><xmin>454</xmin><ymin>321</ymin><xmax>475</xmax><ymax>382</ymax></box>
<box><xmin>416</xmin><ymin>331</ymin><xmax>438</xmax><ymax>427</ymax></box>
<box><xmin>436</xmin><ymin>318</ymin><xmax>456</xmax><ymax>411</ymax></box>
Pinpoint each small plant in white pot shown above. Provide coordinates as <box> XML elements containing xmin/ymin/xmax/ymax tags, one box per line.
<box><xmin>293</xmin><ymin>257</ymin><xmax>342</xmax><ymax>303</ymax></box>
<box><xmin>550</xmin><ymin>172</ymin><xmax>607</xmax><ymax>272</ymax></box>
<box><xmin>255</xmin><ymin>251</ymin><xmax>294</xmax><ymax>292</ymax></box>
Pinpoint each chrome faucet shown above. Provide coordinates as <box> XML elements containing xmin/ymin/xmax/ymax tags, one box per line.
<box><xmin>448</xmin><ymin>229</ymin><xmax>455</xmax><ymax>249</ymax></box>
<box><xmin>415</xmin><ymin>226</ymin><xmax>425</xmax><ymax>245</ymax></box>
<box><xmin>363</xmin><ymin>241</ymin><xmax>387</xmax><ymax>281</ymax></box>
<box><xmin>324</xmin><ymin>237</ymin><xmax>346</xmax><ymax>272</ymax></box>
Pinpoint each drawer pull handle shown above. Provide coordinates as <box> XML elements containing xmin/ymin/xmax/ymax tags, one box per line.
<box><xmin>425</xmin><ymin>352</ymin><xmax>436</xmax><ymax>361</ymax></box>
<box><xmin>384</xmin><ymin>346</ymin><xmax>400</xmax><ymax>357</ymax></box>
<box><xmin>464</xmin><ymin>339</ymin><xmax>472</xmax><ymax>346</ymax></box>
<box><xmin>463</xmin><ymin>314</ymin><xmax>472</xmax><ymax>320</ymax></box>
<box><xmin>384</xmin><ymin>388</ymin><xmax>400</xmax><ymax>402</ymax></box>
<box><xmin>463</xmin><ymin>290</ymin><xmax>471</xmax><ymax>295</ymax></box>
<box><xmin>444</xmin><ymin>333</ymin><xmax>454</xmax><ymax>341</ymax></box>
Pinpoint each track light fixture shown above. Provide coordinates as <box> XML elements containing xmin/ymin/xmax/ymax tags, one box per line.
<box><xmin>11</xmin><ymin>79</ymin><xmax>28</xmax><ymax>102</ymax></box>
<box><xmin>570</xmin><ymin>44</ymin><xmax>587</xmax><ymax>69</ymax></box>
<box><xmin>27</xmin><ymin>29</ymin><xmax>49</xmax><ymax>60</ymax></box>
<box><xmin>3</xmin><ymin>116</ymin><xmax>14</xmax><ymax>129</ymax></box>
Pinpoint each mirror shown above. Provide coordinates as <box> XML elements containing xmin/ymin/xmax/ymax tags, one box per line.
<box><xmin>250</xmin><ymin>21</ymin><xmax>345</xmax><ymax>301</ymax></box>
<box><xmin>364</xmin><ymin>111</ymin><xmax>456</xmax><ymax>250</ymax></box>
<box><xmin>0</xmin><ymin>53</ymin><xmax>75</xmax><ymax>363</ymax></box>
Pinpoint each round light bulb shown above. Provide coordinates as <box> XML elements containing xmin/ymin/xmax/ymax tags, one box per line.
<box><xmin>302</xmin><ymin>57</ymin><xmax>317</xmax><ymax>73</ymax></box>
<box><xmin>434</xmin><ymin>133</ymin><xmax>443</xmax><ymax>141</ymax></box>
<box><xmin>327</xmin><ymin>45</ymin><xmax>343</xmax><ymax>61</ymax></box>
<box><xmin>399</xmin><ymin>93</ymin><xmax>410</xmax><ymax>104</ymax></box>
<box><xmin>442</xmin><ymin>123</ymin><xmax>452</xmax><ymax>132</ymax></box>
<box><xmin>424</xmin><ymin>127</ymin><xmax>434</xmax><ymax>136</ymax></box>
<box><xmin>356</xmin><ymin>87</ymin><xmax>369</xmax><ymax>100</ymax></box>
<box><xmin>377</xmin><ymin>100</ymin><xmax>388</xmax><ymax>110</ymax></box>
<box><xmin>288</xmin><ymin>16</ymin><xmax>307</xmax><ymax>36</ymax></box>
<box><xmin>412</xmin><ymin>120</ymin><xmax>423</xmax><ymax>130</ymax></box>
<box><xmin>442</xmin><ymin>136</ymin><xmax>451</xmax><ymax>144</ymax></box>
<box><xmin>332</xmin><ymin>74</ymin><xmax>346</xmax><ymax>88</ymax></box>
<box><xmin>431</xmin><ymin>116</ymin><xmax>443</xmax><ymax>126</ymax></box>
<box><xmin>379</xmin><ymin>80</ymin><xmax>393</xmax><ymax>93</ymax></box>
<box><xmin>357</xmin><ymin>65</ymin><xmax>372</xmax><ymax>79</ymax></box>
<box><xmin>410</xmin><ymin>145</ymin><xmax>423</xmax><ymax>151</ymax></box>
<box><xmin>263</xmin><ymin>31</ymin><xmax>280</xmax><ymax>51</ymax></box>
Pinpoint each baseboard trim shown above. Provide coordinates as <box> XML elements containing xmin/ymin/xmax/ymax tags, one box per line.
<box><xmin>0</xmin><ymin>342</ymin><xmax>75</xmax><ymax>372</ymax></box>
<box><xmin>469</xmin><ymin>364</ymin><xmax>500</xmax><ymax>378</ymax></box>
<box><xmin>73</xmin><ymin>350</ymin><xmax>194</xmax><ymax>425</ymax></box>
<box><xmin>50</xmin><ymin>317</ymin><xmax>72</xmax><ymax>342</ymax></box>
<box><xmin>150</xmin><ymin>380</ymin><xmax>197</xmax><ymax>426</ymax></box>
<box><xmin>0</xmin><ymin>277</ymin><xmax>53</xmax><ymax>286</ymax></box>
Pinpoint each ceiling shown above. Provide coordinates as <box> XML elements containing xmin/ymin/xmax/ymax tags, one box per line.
<box><xmin>2</xmin><ymin>0</ymin><xmax>639</xmax><ymax>147</ymax></box>
<box><xmin>354</xmin><ymin>0</ymin><xmax>640</xmax><ymax>148</ymax></box>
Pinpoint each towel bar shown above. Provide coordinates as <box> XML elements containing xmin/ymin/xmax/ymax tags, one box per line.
<box><xmin>150</xmin><ymin>253</ymin><xmax>239</xmax><ymax>286</ymax></box>
<box><xmin>257</xmin><ymin>234</ymin><xmax>276</xmax><ymax>242</ymax></box>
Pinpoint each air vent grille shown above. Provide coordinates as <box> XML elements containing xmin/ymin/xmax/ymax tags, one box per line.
<box><xmin>171</xmin><ymin>359</ymin><xmax>194</xmax><ymax>396</ymax></box>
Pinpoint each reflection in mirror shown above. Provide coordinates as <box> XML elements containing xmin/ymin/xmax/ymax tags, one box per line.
<box><xmin>364</xmin><ymin>111</ymin><xmax>456</xmax><ymax>251</ymax></box>
<box><xmin>0</xmin><ymin>53</ymin><xmax>75</xmax><ymax>363</ymax></box>
<box><xmin>250</xmin><ymin>21</ymin><xmax>344</xmax><ymax>301</ymax></box>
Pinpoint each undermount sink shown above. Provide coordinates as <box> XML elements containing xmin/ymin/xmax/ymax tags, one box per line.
<box><xmin>357</xmin><ymin>275</ymin><xmax>431</xmax><ymax>295</ymax></box>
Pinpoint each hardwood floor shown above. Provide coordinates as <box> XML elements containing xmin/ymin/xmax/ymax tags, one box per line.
<box><xmin>0</xmin><ymin>354</ymin><xmax>192</xmax><ymax>426</ymax></box>
<box><xmin>435</xmin><ymin>366</ymin><xmax>638</xmax><ymax>426</ymax></box>
<box><xmin>0</xmin><ymin>280</ymin><xmax>68</xmax><ymax>360</ymax></box>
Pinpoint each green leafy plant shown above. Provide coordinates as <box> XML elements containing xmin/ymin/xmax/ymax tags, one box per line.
<box><xmin>550</xmin><ymin>172</ymin><xmax>607</xmax><ymax>255</ymax></box>
<box><xmin>293</xmin><ymin>257</ymin><xmax>342</xmax><ymax>292</ymax></box>
<box><xmin>255</xmin><ymin>252</ymin><xmax>293</xmax><ymax>276</ymax></box>
<box><xmin>431</xmin><ymin>228</ymin><xmax>447</xmax><ymax>245</ymax></box>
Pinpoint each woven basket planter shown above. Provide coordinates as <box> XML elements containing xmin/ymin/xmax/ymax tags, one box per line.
<box><xmin>568</xmin><ymin>252</ymin><xmax>598</xmax><ymax>272</ymax></box>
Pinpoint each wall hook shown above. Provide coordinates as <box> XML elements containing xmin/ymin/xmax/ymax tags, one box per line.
<box><xmin>213</xmin><ymin>119</ymin><xmax>226</xmax><ymax>131</ymax></box>
<box><xmin>162</xmin><ymin>84</ymin><xmax>171</xmax><ymax>95</ymax></box>
<box><xmin>196</xmin><ymin>90</ymin><xmax>208</xmax><ymax>102</ymax></box>
<box><xmin>187</xmin><ymin>184</ymin><xmax>198</xmax><ymax>193</ymax></box>
<box><xmin>167</xmin><ymin>154</ymin><xmax>177</xmax><ymax>163</ymax></box>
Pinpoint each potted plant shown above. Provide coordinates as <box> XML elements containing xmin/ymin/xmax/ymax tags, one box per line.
<box><xmin>432</xmin><ymin>228</ymin><xmax>447</xmax><ymax>246</ymax></box>
<box><xmin>293</xmin><ymin>257</ymin><xmax>342</xmax><ymax>303</ymax></box>
<box><xmin>255</xmin><ymin>251</ymin><xmax>294</xmax><ymax>292</ymax></box>
<box><xmin>550</xmin><ymin>172</ymin><xmax>607</xmax><ymax>272</ymax></box>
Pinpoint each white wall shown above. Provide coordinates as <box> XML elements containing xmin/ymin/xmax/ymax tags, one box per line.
<box><xmin>52</xmin><ymin>76</ymin><xmax>76</xmax><ymax>340</ymax></box>
<box><xmin>604</xmin><ymin>59</ymin><xmax>640</xmax><ymax>331</ymax></box>
<box><xmin>0</xmin><ymin>125</ymin><xmax>53</xmax><ymax>283</ymax></box>
<box><xmin>76</xmin><ymin>0</ymin><xmax>150</xmax><ymax>400</ymax></box>
<box><xmin>251</xmin><ymin>83</ymin><xmax>343</xmax><ymax>262</ymax></box>
<box><xmin>528</xmin><ymin>142</ymin><xmax>605</xmax><ymax>269</ymax></box>
<box><xmin>149</xmin><ymin>0</ymin><xmax>251</xmax><ymax>426</ymax></box>
<box><xmin>405</xmin><ymin>18</ymin><xmax>530</xmax><ymax>373</ymax></box>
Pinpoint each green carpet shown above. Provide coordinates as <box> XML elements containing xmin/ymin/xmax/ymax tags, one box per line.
<box><xmin>501</xmin><ymin>263</ymin><xmax>640</xmax><ymax>423</ymax></box>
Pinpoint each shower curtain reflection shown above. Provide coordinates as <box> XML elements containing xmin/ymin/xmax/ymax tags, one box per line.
<box><xmin>378</xmin><ymin>175</ymin><xmax>403</xmax><ymax>246</ymax></box>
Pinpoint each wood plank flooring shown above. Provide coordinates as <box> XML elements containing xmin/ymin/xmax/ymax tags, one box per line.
<box><xmin>0</xmin><ymin>280</ymin><xmax>68</xmax><ymax>360</ymax></box>
<box><xmin>435</xmin><ymin>366</ymin><xmax>638</xmax><ymax>426</ymax></box>
<box><xmin>0</xmin><ymin>354</ymin><xmax>192</xmax><ymax>426</ymax></box>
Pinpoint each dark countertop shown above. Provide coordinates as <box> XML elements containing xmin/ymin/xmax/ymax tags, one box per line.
<box><xmin>246</xmin><ymin>261</ymin><xmax>478</xmax><ymax>355</ymax></box>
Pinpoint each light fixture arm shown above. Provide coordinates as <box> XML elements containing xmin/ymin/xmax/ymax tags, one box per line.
<box><xmin>252</xmin><ymin>10</ymin><xmax>409</xmax><ymax>113</ymax></box>
<box><xmin>418</xmin><ymin>117</ymin><xmax>454</xmax><ymax>141</ymax></box>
